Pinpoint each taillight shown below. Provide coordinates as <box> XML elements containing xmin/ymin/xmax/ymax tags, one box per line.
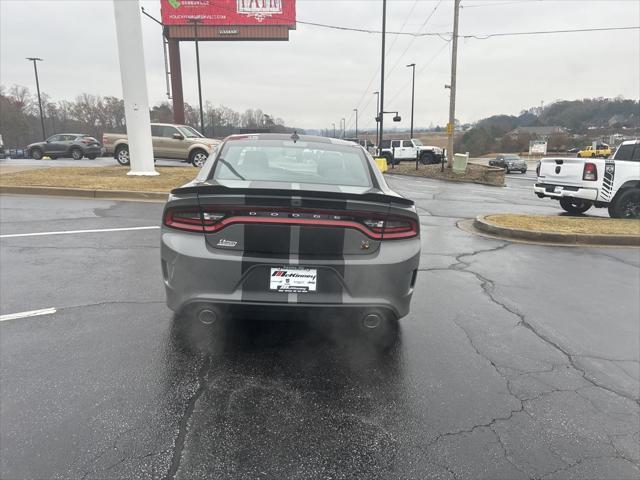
<box><xmin>164</xmin><ymin>207</ymin><xmax>418</xmax><ymax>239</ymax></box>
<box><xmin>164</xmin><ymin>208</ymin><xmax>226</xmax><ymax>232</ymax></box>
<box><xmin>583</xmin><ymin>162</ymin><xmax>597</xmax><ymax>181</ymax></box>
<box><xmin>364</xmin><ymin>217</ymin><xmax>419</xmax><ymax>239</ymax></box>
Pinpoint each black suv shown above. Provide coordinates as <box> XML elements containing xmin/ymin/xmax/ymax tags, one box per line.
<box><xmin>26</xmin><ymin>134</ymin><xmax>102</xmax><ymax>160</ymax></box>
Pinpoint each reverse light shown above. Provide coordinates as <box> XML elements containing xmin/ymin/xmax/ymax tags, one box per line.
<box><xmin>583</xmin><ymin>162</ymin><xmax>597</xmax><ymax>181</ymax></box>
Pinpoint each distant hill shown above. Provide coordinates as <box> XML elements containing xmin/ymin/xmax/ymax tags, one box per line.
<box><xmin>455</xmin><ymin>97</ymin><xmax>639</xmax><ymax>156</ymax></box>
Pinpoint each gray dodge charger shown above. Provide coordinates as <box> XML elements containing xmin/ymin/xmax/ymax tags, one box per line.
<box><xmin>161</xmin><ymin>133</ymin><xmax>420</xmax><ymax>337</ymax></box>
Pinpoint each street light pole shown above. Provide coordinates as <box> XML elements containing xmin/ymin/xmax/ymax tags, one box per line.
<box><xmin>188</xmin><ymin>18</ymin><xmax>205</xmax><ymax>135</ymax></box>
<box><xmin>407</xmin><ymin>63</ymin><xmax>416</xmax><ymax>139</ymax></box>
<box><xmin>373</xmin><ymin>91</ymin><xmax>379</xmax><ymax>148</ymax></box>
<box><xmin>354</xmin><ymin>108</ymin><xmax>358</xmax><ymax>139</ymax></box>
<box><xmin>446</xmin><ymin>0</ymin><xmax>461</xmax><ymax>168</ymax></box>
<box><xmin>378</xmin><ymin>0</ymin><xmax>387</xmax><ymax>155</ymax></box>
<box><xmin>26</xmin><ymin>57</ymin><xmax>46</xmax><ymax>140</ymax></box>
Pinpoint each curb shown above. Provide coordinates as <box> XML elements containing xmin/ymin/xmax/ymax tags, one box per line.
<box><xmin>473</xmin><ymin>215</ymin><xmax>640</xmax><ymax>247</ymax></box>
<box><xmin>385</xmin><ymin>171</ymin><xmax>505</xmax><ymax>188</ymax></box>
<box><xmin>0</xmin><ymin>185</ymin><xmax>168</xmax><ymax>202</ymax></box>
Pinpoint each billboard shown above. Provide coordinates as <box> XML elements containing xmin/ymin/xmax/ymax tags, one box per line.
<box><xmin>529</xmin><ymin>140</ymin><xmax>548</xmax><ymax>155</ymax></box>
<box><xmin>161</xmin><ymin>0</ymin><xmax>296</xmax><ymax>27</ymax></box>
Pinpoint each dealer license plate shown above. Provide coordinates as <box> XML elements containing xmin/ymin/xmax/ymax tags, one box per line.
<box><xmin>554</xmin><ymin>186</ymin><xmax>563</xmax><ymax>193</ymax></box>
<box><xmin>270</xmin><ymin>267</ymin><xmax>317</xmax><ymax>293</ymax></box>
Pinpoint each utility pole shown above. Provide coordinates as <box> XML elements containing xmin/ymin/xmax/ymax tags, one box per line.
<box><xmin>407</xmin><ymin>63</ymin><xmax>416</xmax><ymax>139</ymax></box>
<box><xmin>373</xmin><ymin>91</ymin><xmax>379</xmax><ymax>148</ymax></box>
<box><xmin>446</xmin><ymin>0</ymin><xmax>460</xmax><ymax>168</ymax></box>
<box><xmin>26</xmin><ymin>57</ymin><xmax>46</xmax><ymax>140</ymax></box>
<box><xmin>354</xmin><ymin>108</ymin><xmax>358</xmax><ymax>139</ymax></box>
<box><xmin>188</xmin><ymin>18</ymin><xmax>205</xmax><ymax>135</ymax></box>
<box><xmin>378</xmin><ymin>0</ymin><xmax>387</xmax><ymax>155</ymax></box>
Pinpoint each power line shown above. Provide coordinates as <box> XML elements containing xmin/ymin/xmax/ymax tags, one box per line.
<box><xmin>297</xmin><ymin>20</ymin><xmax>639</xmax><ymax>38</ymax></box>
<box><xmin>345</xmin><ymin>0</ymin><xmax>422</xmax><ymax>130</ymax></box>
<box><xmin>384</xmin><ymin>0</ymin><xmax>443</xmax><ymax>82</ymax></box>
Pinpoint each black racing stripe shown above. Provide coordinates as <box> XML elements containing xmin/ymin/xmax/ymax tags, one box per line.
<box><xmin>241</xmin><ymin>181</ymin><xmax>291</xmax><ymax>303</ymax></box>
<box><xmin>297</xmin><ymin>196</ymin><xmax>347</xmax><ymax>305</ymax></box>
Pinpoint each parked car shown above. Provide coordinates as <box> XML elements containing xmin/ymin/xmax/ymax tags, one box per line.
<box><xmin>103</xmin><ymin>123</ymin><xmax>220</xmax><ymax>167</ymax></box>
<box><xmin>489</xmin><ymin>154</ymin><xmax>527</xmax><ymax>173</ymax></box>
<box><xmin>567</xmin><ymin>147</ymin><xmax>580</xmax><ymax>154</ymax></box>
<box><xmin>379</xmin><ymin>139</ymin><xmax>443</xmax><ymax>165</ymax></box>
<box><xmin>26</xmin><ymin>134</ymin><xmax>102</xmax><ymax>160</ymax></box>
<box><xmin>161</xmin><ymin>133</ymin><xmax>420</xmax><ymax>343</ymax></box>
<box><xmin>534</xmin><ymin>139</ymin><xmax>640</xmax><ymax>218</ymax></box>
<box><xmin>577</xmin><ymin>144</ymin><xmax>612</xmax><ymax>158</ymax></box>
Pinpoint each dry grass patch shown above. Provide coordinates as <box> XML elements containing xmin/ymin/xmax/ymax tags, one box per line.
<box><xmin>386</xmin><ymin>162</ymin><xmax>505</xmax><ymax>186</ymax></box>
<box><xmin>0</xmin><ymin>167</ymin><xmax>197</xmax><ymax>192</ymax></box>
<box><xmin>485</xmin><ymin>214</ymin><xmax>640</xmax><ymax>236</ymax></box>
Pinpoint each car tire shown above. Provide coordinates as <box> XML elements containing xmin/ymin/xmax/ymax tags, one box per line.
<box><xmin>189</xmin><ymin>149</ymin><xmax>208</xmax><ymax>168</ymax></box>
<box><xmin>49</xmin><ymin>154</ymin><xmax>58</xmax><ymax>160</ymax></box>
<box><xmin>610</xmin><ymin>189</ymin><xmax>640</xmax><ymax>219</ymax></box>
<box><xmin>87</xmin><ymin>155</ymin><xmax>97</xmax><ymax>160</ymax></box>
<box><xmin>559</xmin><ymin>197</ymin><xmax>592</xmax><ymax>214</ymax></box>
<box><xmin>70</xmin><ymin>148</ymin><xmax>83</xmax><ymax>160</ymax></box>
<box><xmin>577</xmin><ymin>153</ymin><xmax>582</xmax><ymax>158</ymax></box>
<box><xmin>420</xmin><ymin>152</ymin><xmax>435</xmax><ymax>165</ymax></box>
<box><xmin>30</xmin><ymin>148</ymin><xmax>43</xmax><ymax>160</ymax></box>
<box><xmin>115</xmin><ymin>145</ymin><xmax>130</xmax><ymax>166</ymax></box>
<box><xmin>521</xmin><ymin>168</ymin><xmax>527</xmax><ymax>174</ymax></box>
<box><xmin>505</xmin><ymin>167</ymin><xmax>510</xmax><ymax>174</ymax></box>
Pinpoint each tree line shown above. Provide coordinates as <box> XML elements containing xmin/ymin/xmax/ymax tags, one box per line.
<box><xmin>454</xmin><ymin>97</ymin><xmax>639</xmax><ymax>156</ymax></box>
<box><xmin>0</xmin><ymin>84</ymin><xmax>296</xmax><ymax>148</ymax></box>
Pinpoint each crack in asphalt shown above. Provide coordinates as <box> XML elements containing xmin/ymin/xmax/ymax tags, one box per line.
<box><xmin>423</xmin><ymin>241</ymin><xmax>640</xmax><ymax>476</ymax></box>
<box><xmin>164</xmin><ymin>356</ymin><xmax>211</xmax><ymax>480</ymax></box>
<box><xmin>453</xmin><ymin>248</ymin><xmax>640</xmax><ymax>407</ymax></box>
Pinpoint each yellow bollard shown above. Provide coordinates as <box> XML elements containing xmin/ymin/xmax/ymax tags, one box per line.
<box><xmin>374</xmin><ymin>158</ymin><xmax>388</xmax><ymax>172</ymax></box>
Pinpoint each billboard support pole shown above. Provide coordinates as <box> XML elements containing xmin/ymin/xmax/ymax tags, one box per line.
<box><xmin>168</xmin><ymin>39</ymin><xmax>185</xmax><ymax>124</ymax></box>
<box><xmin>113</xmin><ymin>0</ymin><xmax>157</xmax><ymax>176</ymax></box>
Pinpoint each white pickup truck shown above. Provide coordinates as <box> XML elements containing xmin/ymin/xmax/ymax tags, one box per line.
<box><xmin>534</xmin><ymin>139</ymin><xmax>640</xmax><ymax>218</ymax></box>
<box><xmin>379</xmin><ymin>139</ymin><xmax>444</xmax><ymax>165</ymax></box>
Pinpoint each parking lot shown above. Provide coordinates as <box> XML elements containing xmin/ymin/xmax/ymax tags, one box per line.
<box><xmin>1</xmin><ymin>174</ymin><xmax>638</xmax><ymax>479</ymax></box>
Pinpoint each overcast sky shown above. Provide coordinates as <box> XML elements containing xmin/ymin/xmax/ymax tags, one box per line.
<box><xmin>1</xmin><ymin>0</ymin><xmax>638</xmax><ymax>131</ymax></box>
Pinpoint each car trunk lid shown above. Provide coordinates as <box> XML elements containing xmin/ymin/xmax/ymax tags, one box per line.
<box><xmin>171</xmin><ymin>181</ymin><xmax>415</xmax><ymax>257</ymax></box>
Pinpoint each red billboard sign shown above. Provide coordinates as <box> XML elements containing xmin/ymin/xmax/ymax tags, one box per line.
<box><xmin>160</xmin><ymin>0</ymin><xmax>296</xmax><ymax>27</ymax></box>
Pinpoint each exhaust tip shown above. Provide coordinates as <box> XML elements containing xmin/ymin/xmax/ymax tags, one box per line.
<box><xmin>197</xmin><ymin>308</ymin><xmax>218</xmax><ymax>325</ymax></box>
<box><xmin>362</xmin><ymin>313</ymin><xmax>383</xmax><ymax>329</ymax></box>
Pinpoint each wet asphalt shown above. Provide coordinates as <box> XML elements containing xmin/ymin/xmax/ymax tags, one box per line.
<box><xmin>0</xmin><ymin>173</ymin><xmax>638</xmax><ymax>480</ymax></box>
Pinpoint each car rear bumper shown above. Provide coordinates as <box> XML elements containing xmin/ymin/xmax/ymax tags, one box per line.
<box><xmin>160</xmin><ymin>230</ymin><xmax>420</xmax><ymax>318</ymax></box>
<box><xmin>533</xmin><ymin>183</ymin><xmax>598</xmax><ymax>201</ymax></box>
<box><xmin>82</xmin><ymin>146</ymin><xmax>103</xmax><ymax>156</ymax></box>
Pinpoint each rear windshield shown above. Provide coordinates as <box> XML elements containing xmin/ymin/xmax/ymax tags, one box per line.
<box><xmin>213</xmin><ymin>139</ymin><xmax>372</xmax><ymax>187</ymax></box>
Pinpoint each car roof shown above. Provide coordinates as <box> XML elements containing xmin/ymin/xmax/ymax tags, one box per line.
<box><xmin>222</xmin><ymin>133</ymin><xmax>360</xmax><ymax>147</ymax></box>
<box><xmin>54</xmin><ymin>133</ymin><xmax>87</xmax><ymax>136</ymax></box>
<box><xmin>619</xmin><ymin>139</ymin><xmax>640</xmax><ymax>145</ymax></box>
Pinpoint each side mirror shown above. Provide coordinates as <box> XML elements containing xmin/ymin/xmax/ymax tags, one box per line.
<box><xmin>173</xmin><ymin>133</ymin><xmax>184</xmax><ymax>140</ymax></box>
<box><xmin>393</xmin><ymin>115</ymin><xmax>401</xmax><ymax>122</ymax></box>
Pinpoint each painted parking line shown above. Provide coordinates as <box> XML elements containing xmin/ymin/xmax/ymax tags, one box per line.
<box><xmin>0</xmin><ymin>308</ymin><xmax>57</xmax><ymax>322</ymax></box>
<box><xmin>0</xmin><ymin>226</ymin><xmax>160</xmax><ymax>239</ymax></box>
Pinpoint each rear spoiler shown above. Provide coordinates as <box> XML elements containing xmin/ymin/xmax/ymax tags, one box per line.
<box><xmin>172</xmin><ymin>183</ymin><xmax>415</xmax><ymax>207</ymax></box>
